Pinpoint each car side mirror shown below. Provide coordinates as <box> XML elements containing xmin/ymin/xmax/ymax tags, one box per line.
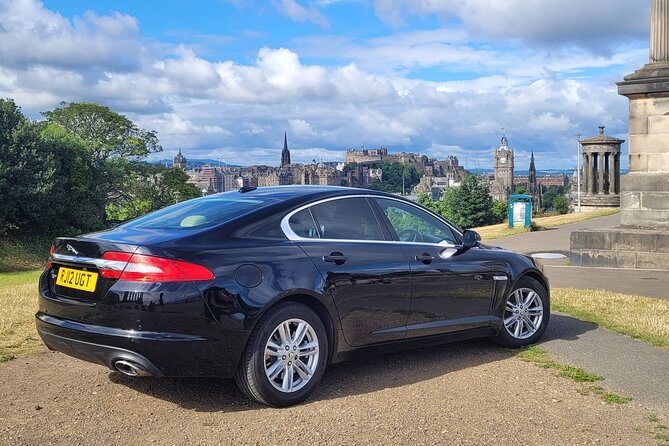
<box><xmin>462</xmin><ymin>230</ymin><xmax>480</xmax><ymax>249</ymax></box>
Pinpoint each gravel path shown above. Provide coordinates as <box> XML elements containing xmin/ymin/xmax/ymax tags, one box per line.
<box><xmin>0</xmin><ymin>340</ymin><xmax>662</xmax><ymax>446</ymax></box>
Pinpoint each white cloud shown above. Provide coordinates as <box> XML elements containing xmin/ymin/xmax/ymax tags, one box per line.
<box><xmin>0</xmin><ymin>0</ymin><xmax>636</xmax><ymax>169</ymax></box>
<box><xmin>0</xmin><ymin>0</ymin><xmax>143</xmax><ymax>71</ymax></box>
<box><xmin>275</xmin><ymin>0</ymin><xmax>330</xmax><ymax>28</ymax></box>
<box><xmin>373</xmin><ymin>0</ymin><xmax>648</xmax><ymax>53</ymax></box>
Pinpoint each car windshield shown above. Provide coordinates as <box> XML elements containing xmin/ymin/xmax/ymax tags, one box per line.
<box><xmin>122</xmin><ymin>195</ymin><xmax>275</xmax><ymax>230</ymax></box>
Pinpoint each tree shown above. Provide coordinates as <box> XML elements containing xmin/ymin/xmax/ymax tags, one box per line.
<box><xmin>0</xmin><ymin>99</ymin><xmax>47</xmax><ymax>233</ymax></box>
<box><xmin>541</xmin><ymin>185</ymin><xmax>567</xmax><ymax>211</ymax></box>
<box><xmin>368</xmin><ymin>161</ymin><xmax>422</xmax><ymax>193</ymax></box>
<box><xmin>37</xmin><ymin>123</ymin><xmax>103</xmax><ymax>234</ymax></box>
<box><xmin>441</xmin><ymin>174</ymin><xmax>493</xmax><ymax>228</ymax></box>
<box><xmin>489</xmin><ymin>200</ymin><xmax>508</xmax><ymax>224</ymax></box>
<box><xmin>341</xmin><ymin>162</ymin><xmax>358</xmax><ymax>174</ymax></box>
<box><xmin>553</xmin><ymin>195</ymin><xmax>570</xmax><ymax>215</ymax></box>
<box><xmin>514</xmin><ymin>184</ymin><xmax>529</xmax><ymax>195</ymax></box>
<box><xmin>43</xmin><ymin>102</ymin><xmax>161</xmax><ymax>163</ymax></box>
<box><xmin>106</xmin><ymin>163</ymin><xmax>201</xmax><ymax>222</ymax></box>
<box><xmin>0</xmin><ymin>100</ymin><xmax>102</xmax><ymax>235</ymax></box>
<box><xmin>43</xmin><ymin>102</ymin><xmax>162</xmax><ymax>222</ymax></box>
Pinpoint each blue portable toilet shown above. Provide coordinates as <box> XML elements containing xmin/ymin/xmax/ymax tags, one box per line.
<box><xmin>508</xmin><ymin>194</ymin><xmax>533</xmax><ymax>228</ymax></box>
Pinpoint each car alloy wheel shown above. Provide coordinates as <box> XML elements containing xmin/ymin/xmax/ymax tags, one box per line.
<box><xmin>503</xmin><ymin>287</ymin><xmax>544</xmax><ymax>340</ymax></box>
<box><xmin>235</xmin><ymin>302</ymin><xmax>328</xmax><ymax>407</ymax></box>
<box><xmin>264</xmin><ymin>318</ymin><xmax>320</xmax><ymax>393</ymax></box>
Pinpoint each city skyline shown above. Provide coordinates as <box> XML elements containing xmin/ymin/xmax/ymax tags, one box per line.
<box><xmin>0</xmin><ymin>0</ymin><xmax>650</xmax><ymax>168</ymax></box>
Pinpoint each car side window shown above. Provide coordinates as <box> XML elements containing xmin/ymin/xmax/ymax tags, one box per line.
<box><xmin>309</xmin><ymin>198</ymin><xmax>384</xmax><ymax>241</ymax></box>
<box><xmin>288</xmin><ymin>209</ymin><xmax>320</xmax><ymax>239</ymax></box>
<box><xmin>375</xmin><ymin>198</ymin><xmax>458</xmax><ymax>245</ymax></box>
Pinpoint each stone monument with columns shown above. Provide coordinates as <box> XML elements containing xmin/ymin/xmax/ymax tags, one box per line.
<box><xmin>570</xmin><ymin>0</ymin><xmax>669</xmax><ymax>269</ymax></box>
<box><xmin>580</xmin><ymin>126</ymin><xmax>623</xmax><ymax>208</ymax></box>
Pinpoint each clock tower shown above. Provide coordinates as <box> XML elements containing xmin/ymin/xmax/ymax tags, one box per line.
<box><xmin>492</xmin><ymin>135</ymin><xmax>514</xmax><ymax>201</ymax></box>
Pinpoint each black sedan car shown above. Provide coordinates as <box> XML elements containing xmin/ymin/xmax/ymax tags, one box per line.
<box><xmin>37</xmin><ymin>186</ymin><xmax>549</xmax><ymax>407</ymax></box>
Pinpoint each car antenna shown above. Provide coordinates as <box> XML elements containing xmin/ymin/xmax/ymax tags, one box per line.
<box><xmin>239</xmin><ymin>186</ymin><xmax>257</xmax><ymax>193</ymax></box>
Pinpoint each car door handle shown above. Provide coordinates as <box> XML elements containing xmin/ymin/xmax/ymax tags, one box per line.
<box><xmin>415</xmin><ymin>253</ymin><xmax>434</xmax><ymax>264</ymax></box>
<box><xmin>323</xmin><ymin>252</ymin><xmax>349</xmax><ymax>265</ymax></box>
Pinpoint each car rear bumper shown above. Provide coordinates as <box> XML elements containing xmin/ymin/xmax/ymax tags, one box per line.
<box><xmin>35</xmin><ymin>311</ymin><xmax>248</xmax><ymax>378</ymax></box>
<box><xmin>36</xmin><ymin>322</ymin><xmax>164</xmax><ymax>377</ymax></box>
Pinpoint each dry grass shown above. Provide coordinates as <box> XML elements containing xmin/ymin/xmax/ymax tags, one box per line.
<box><xmin>0</xmin><ymin>270</ymin><xmax>44</xmax><ymax>359</ymax></box>
<box><xmin>475</xmin><ymin>209</ymin><xmax>619</xmax><ymax>240</ymax></box>
<box><xmin>553</xmin><ymin>288</ymin><xmax>669</xmax><ymax>350</ymax></box>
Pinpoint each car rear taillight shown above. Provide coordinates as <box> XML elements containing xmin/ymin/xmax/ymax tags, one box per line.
<box><xmin>100</xmin><ymin>251</ymin><xmax>214</xmax><ymax>282</ymax></box>
<box><xmin>46</xmin><ymin>245</ymin><xmax>55</xmax><ymax>269</ymax></box>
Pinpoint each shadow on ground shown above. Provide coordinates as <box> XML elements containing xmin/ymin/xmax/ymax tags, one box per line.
<box><xmin>110</xmin><ymin>313</ymin><xmax>598</xmax><ymax>413</ymax></box>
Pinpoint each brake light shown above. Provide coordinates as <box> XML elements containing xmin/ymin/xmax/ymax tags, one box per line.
<box><xmin>100</xmin><ymin>252</ymin><xmax>214</xmax><ymax>282</ymax></box>
<box><xmin>46</xmin><ymin>245</ymin><xmax>55</xmax><ymax>269</ymax></box>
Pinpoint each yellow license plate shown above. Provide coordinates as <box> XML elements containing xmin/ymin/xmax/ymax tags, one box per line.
<box><xmin>56</xmin><ymin>267</ymin><xmax>99</xmax><ymax>293</ymax></box>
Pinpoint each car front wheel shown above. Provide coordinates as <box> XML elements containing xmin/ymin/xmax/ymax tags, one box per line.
<box><xmin>235</xmin><ymin>302</ymin><xmax>328</xmax><ymax>407</ymax></box>
<box><xmin>495</xmin><ymin>276</ymin><xmax>550</xmax><ymax>348</ymax></box>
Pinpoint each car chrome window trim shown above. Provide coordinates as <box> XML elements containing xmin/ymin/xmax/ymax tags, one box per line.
<box><xmin>281</xmin><ymin>194</ymin><xmax>463</xmax><ymax>245</ymax></box>
<box><xmin>51</xmin><ymin>253</ymin><xmax>127</xmax><ymax>271</ymax></box>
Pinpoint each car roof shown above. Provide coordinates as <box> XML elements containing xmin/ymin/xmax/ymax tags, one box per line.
<box><xmin>208</xmin><ymin>185</ymin><xmax>397</xmax><ymax>201</ymax></box>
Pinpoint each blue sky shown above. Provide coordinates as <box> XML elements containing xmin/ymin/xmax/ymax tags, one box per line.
<box><xmin>0</xmin><ymin>0</ymin><xmax>652</xmax><ymax>169</ymax></box>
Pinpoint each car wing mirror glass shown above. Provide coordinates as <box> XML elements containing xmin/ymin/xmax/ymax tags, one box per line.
<box><xmin>462</xmin><ymin>230</ymin><xmax>480</xmax><ymax>249</ymax></box>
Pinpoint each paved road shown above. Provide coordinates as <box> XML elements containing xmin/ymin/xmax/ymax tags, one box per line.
<box><xmin>488</xmin><ymin>213</ymin><xmax>669</xmax><ymax>300</ymax></box>
<box><xmin>541</xmin><ymin>313</ymin><xmax>669</xmax><ymax>417</ymax></box>
<box><xmin>489</xmin><ymin>213</ymin><xmax>669</xmax><ymax>417</ymax></box>
<box><xmin>489</xmin><ymin>213</ymin><xmax>621</xmax><ymax>257</ymax></box>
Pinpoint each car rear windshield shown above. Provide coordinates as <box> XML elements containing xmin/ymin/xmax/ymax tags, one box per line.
<box><xmin>122</xmin><ymin>195</ymin><xmax>275</xmax><ymax>230</ymax></box>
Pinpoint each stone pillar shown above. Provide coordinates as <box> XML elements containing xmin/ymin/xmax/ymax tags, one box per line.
<box><xmin>596</xmin><ymin>153</ymin><xmax>604</xmax><ymax>194</ymax></box>
<box><xmin>651</xmin><ymin>0</ymin><xmax>669</xmax><ymax>63</ymax></box>
<box><xmin>617</xmin><ymin>0</ymin><xmax>669</xmax><ymax>229</ymax></box>
<box><xmin>608</xmin><ymin>153</ymin><xmax>615</xmax><ymax>194</ymax></box>
<box><xmin>614</xmin><ymin>153</ymin><xmax>621</xmax><ymax>194</ymax></box>
<box><xmin>583</xmin><ymin>153</ymin><xmax>589</xmax><ymax>194</ymax></box>
<box><xmin>590</xmin><ymin>154</ymin><xmax>596</xmax><ymax>194</ymax></box>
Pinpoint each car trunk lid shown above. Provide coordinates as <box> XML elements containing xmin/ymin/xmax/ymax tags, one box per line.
<box><xmin>49</xmin><ymin>237</ymin><xmax>140</xmax><ymax>302</ymax></box>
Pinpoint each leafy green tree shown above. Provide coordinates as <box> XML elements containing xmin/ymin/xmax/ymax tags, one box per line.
<box><xmin>0</xmin><ymin>100</ymin><xmax>102</xmax><ymax>235</ymax></box>
<box><xmin>441</xmin><ymin>174</ymin><xmax>493</xmax><ymax>228</ymax></box>
<box><xmin>489</xmin><ymin>200</ymin><xmax>509</xmax><ymax>224</ymax></box>
<box><xmin>43</xmin><ymin>102</ymin><xmax>161</xmax><ymax>163</ymax></box>
<box><xmin>0</xmin><ymin>99</ymin><xmax>49</xmax><ymax>233</ymax></box>
<box><xmin>514</xmin><ymin>184</ymin><xmax>529</xmax><ymax>195</ymax></box>
<box><xmin>37</xmin><ymin>123</ymin><xmax>103</xmax><ymax>234</ymax></box>
<box><xmin>368</xmin><ymin>161</ymin><xmax>422</xmax><ymax>193</ymax></box>
<box><xmin>553</xmin><ymin>194</ymin><xmax>570</xmax><ymax>214</ymax></box>
<box><xmin>43</xmin><ymin>102</ymin><xmax>162</xmax><ymax>221</ymax></box>
<box><xmin>341</xmin><ymin>162</ymin><xmax>358</xmax><ymax>174</ymax></box>
<box><xmin>106</xmin><ymin>163</ymin><xmax>201</xmax><ymax>221</ymax></box>
<box><xmin>541</xmin><ymin>185</ymin><xmax>567</xmax><ymax>211</ymax></box>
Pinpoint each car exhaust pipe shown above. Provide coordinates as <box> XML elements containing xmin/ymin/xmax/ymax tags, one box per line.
<box><xmin>114</xmin><ymin>359</ymin><xmax>151</xmax><ymax>377</ymax></box>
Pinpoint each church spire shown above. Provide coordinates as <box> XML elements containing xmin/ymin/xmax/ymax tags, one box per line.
<box><xmin>281</xmin><ymin>131</ymin><xmax>291</xmax><ymax>167</ymax></box>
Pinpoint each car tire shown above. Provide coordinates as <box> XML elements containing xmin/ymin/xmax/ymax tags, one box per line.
<box><xmin>235</xmin><ymin>302</ymin><xmax>329</xmax><ymax>407</ymax></box>
<box><xmin>494</xmin><ymin>276</ymin><xmax>550</xmax><ymax>348</ymax></box>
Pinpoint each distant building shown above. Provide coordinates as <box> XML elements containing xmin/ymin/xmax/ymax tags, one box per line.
<box><xmin>221</xmin><ymin>173</ymin><xmax>237</xmax><ymax>192</ymax></box>
<box><xmin>173</xmin><ymin>149</ymin><xmax>187</xmax><ymax>169</ymax></box>
<box><xmin>538</xmin><ymin>175</ymin><xmax>569</xmax><ymax>188</ymax></box>
<box><xmin>345</xmin><ymin>146</ymin><xmax>389</xmax><ymax>164</ymax></box>
<box><xmin>491</xmin><ymin>136</ymin><xmax>515</xmax><ymax>201</ymax></box>
<box><xmin>281</xmin><ymin>132</ymin><xmax>291</xmax><ymax>167</ymax></box>
<box><xmin>187</xmin><ymin>166</ymin><xmax>222</xmax><ymax>193</ymax></box>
